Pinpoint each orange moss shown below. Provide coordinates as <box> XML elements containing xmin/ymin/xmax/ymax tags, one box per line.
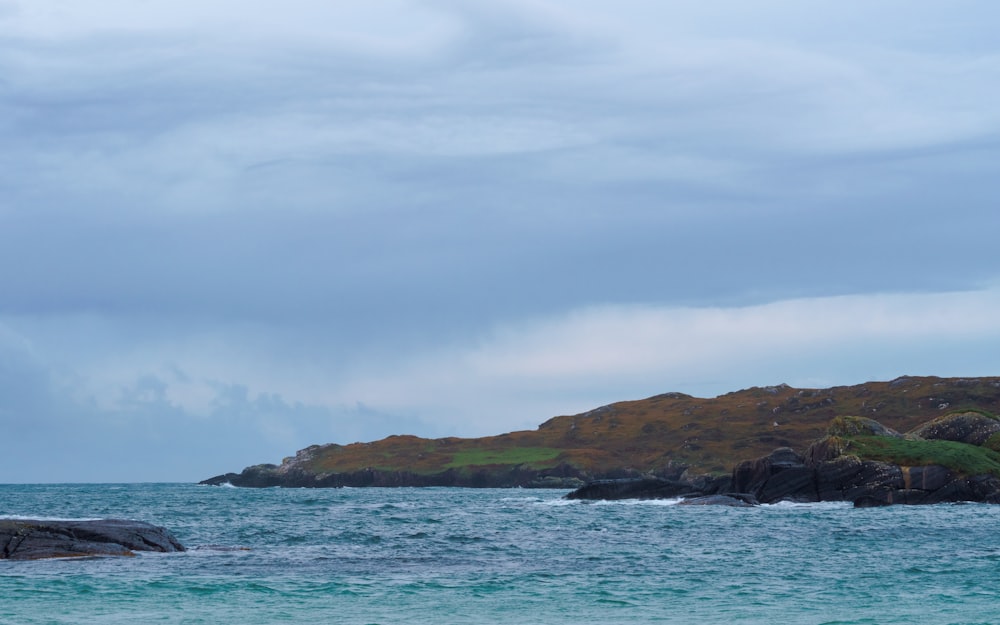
<box><xmin>297</xmin><ymin>376</ymin><xmax>1000</xmax><ymax>476</ymax></box>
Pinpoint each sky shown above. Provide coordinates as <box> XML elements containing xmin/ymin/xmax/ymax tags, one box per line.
<box><xmin>2</xmin><ymin>1</ymin><xmax>1000</xmax><ymax>483</ymax></box>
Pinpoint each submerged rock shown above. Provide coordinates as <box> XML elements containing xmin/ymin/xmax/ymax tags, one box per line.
<box><xmin>678</xmin><ymin>494</ymin><xmax>759</xmax><ymax>507</ymax></box>
<box><xmin>0</xmin><ymin>519</ymin><xmax>185</xmax><ymax>560</ymax></box>
<box><xmin>563</xmin><ymin>477</ymin><xmax>700</xmax><ymax>501</ymax></box>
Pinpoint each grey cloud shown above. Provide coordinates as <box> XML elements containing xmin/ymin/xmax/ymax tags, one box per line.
<box><xmin>0</xmin><ymin>359</ymin><xmax>429</xmax><ymax>482</ymax></box>
<box><xmin>2</xmin><ymin>1</ymin><xmax>1000</xmax><ymax>480</ymax></box>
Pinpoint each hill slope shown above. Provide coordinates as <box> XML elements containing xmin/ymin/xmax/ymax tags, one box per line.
<box><xmin>202</xmin><ymin>376</ymin><xmax>1000</xmax><ymax>487</ymax></box>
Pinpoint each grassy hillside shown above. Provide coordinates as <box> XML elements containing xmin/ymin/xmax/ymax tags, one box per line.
<box><xmin>283</xmin><ymin>376</ymin><xmax>1000</xmax><ymax>478</ymax></box>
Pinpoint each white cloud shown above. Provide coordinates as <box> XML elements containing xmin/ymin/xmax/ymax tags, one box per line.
<box><xmin>3</xmin><ymin>0</ymin><xmax>1000</xmax><ymax>480</ymax></box>
<box><xmin>6</xmin><ymin>1</ymin><xmax>458</xmax><ymax>54</ymax></box>
<box><xmin>332</xmin><ymin>286</ymin><xmax>1000</xmax><ymax>433</ymax></box>
<box><xmin>11</xmin><ymin>286</ymin><xmax>1000</xmax><ymax>430</ymax></box>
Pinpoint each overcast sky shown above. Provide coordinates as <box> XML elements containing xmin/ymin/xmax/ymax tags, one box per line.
<box><xmin>2</xmin><ymin>1</ymin><xmax>1000</xmax><ymax>482</ymax></box>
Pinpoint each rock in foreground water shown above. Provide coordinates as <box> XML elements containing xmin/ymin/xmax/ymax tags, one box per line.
<box><xmin>0</xmin><ymin>519</ymin><xmax>185</xmax><ymax>560</ymax></box>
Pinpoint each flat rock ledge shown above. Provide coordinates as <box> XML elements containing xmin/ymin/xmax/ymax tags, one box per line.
<box><xmin>1</xmin><ymin>519</ymin><xmax>185</xmax><ymax>560</ymax></box>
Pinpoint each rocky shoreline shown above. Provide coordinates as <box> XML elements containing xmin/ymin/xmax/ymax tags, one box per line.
<box><xmin>204</xmin><ymin>411</ymin><xmax>1000</xmax><ymax>508</ymax></box>
<box><xmin>201</xmin><ymin>464</ymin><xmax>588</xmax><ymax>489</ymax></box>
<box><xmin>566</xmin><ymin>413</ymin><xmax>1000</xmax><ymax>506</ymax></box>
<box><xmin>200</xmin><ymin>378</ymin><xmax>1000</xmax><ymax>507</ymax></box>
<box><xmin>0</xmin><ymin>519</ymin><xmax>185</xmax><ymax>560</ymax></box>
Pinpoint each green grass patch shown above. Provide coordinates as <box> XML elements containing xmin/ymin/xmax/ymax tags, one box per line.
<box><xmin>846</xmin><ymin>435</ymin><xmax>1000</xmax><ymax>477</ymax></box>
<box><xmin>445</xmin><ymin>447</ymin><xmax>561</xmax><ymax>469</ymax></box>
<box><xmin>985</xmin><ymin>432</ymin><xmax>1000</xmax><ymax>453</ymax></box>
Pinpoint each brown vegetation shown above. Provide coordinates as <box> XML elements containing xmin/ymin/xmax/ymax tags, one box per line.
<box><xmin>287</xmin><ymin>376</ymin><xmax>1000</xmax><ymax>478</ymax></box>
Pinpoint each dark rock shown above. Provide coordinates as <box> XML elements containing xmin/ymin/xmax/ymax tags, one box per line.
<box><xmin>902</xmin><ymin>465</ymin><xmax>953</xmax><ymax>491</ymax></box>
<box><xmin>842</xmin><ymin>462</ymin><xmax>903</xmax><ymax>501</ymax></box>
<box><xmin>0</xmin><ymin>519</ymin><xmax>185</xmax><ymax>561</ymax></box>
<box><xmin>200</xmin><ymin>473</ymin><xmax>241</xmax><ymax>486</ymax></box>
<box><xmin>969</xmin><ymin>475</ymin><xmax>1000</xmax><ymax>504</ymax></box>
<box><xmin>757</xmin><ymin>466</ymin><xmax>817</xmax><ymax>503</ymax></box>
<box><xmin>726</xmin><ymin>437</ymin><xmax>987</xmax><ymax>506</ymax></box>
<box><xmin>564</xmin><ymin>478</ymin><xmax>700</xmax><ymax>501</ymax></box>
<box><xmin>852</xmin><ymin>488</ymin><xmax>929</xmax><ymax>507</ymax></box>
<box><xmin>853</xmin><ymin>495</ymin><xmax>891</xmax><ymax>508</ymax></box>
<box><xmin>814</xmin><ymin>455</ymin><xmax>864</xmax><ymax>501</ymax></box>
<box><xmin>921</xmin><ymin>478</ymin><xmax>978</xmax><ymax>504</ymax></box>
<box><xmin>203</xmin><ymin>461</ymin><xmax>597</xmax><ymax>489</ymax></box>
<box><xmin>888</xmin><ymin>489</ymin><xmax>931</xmax><ymax>505</ymax></box>
<box><xmin>680</xmin><ymin>472</ymin><xmax>732</xmax><ymax>495</ymax></box>
<box><xmin>731</xmin><ymin>447</ymin><xmax>818</xmax><ymax>503</ymax></box>
<box><xmin>678</xmin><ymin>494</ymin><xmax>759</xmax><ymax>507</ymax></box>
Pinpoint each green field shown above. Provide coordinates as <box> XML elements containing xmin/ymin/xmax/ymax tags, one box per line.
<box><xmin>445</xmin><ymin>447</ymin><xmax>562</xmax><ymax>469</ymax></box>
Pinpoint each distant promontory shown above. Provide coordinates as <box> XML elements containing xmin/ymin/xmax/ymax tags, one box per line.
<box><xmin>202</xmin><ymin>376</ymin><xmax>1000</xmax><ymax>504</ymax></box>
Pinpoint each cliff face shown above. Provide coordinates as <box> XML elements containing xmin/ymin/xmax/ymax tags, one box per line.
<box><xmin>202</xmin><ymin>376</ymin><xmax>1000</xmax><ymax>489</ymax></box>
<box><xmin>568</xmin><ymin>412</ymin><xmax>1000</xmax><ymax>506</ymax></box>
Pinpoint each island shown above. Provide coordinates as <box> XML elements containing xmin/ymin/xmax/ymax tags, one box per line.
<box><xmin>202</xmin><ymin>376</ymin><xmax>1000</xmax><ymax>505</ymax></box>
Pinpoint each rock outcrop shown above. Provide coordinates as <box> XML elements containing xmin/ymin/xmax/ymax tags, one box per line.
<box><xmin>201</xmin><ymin>463</ymin><xmax>590</xmax><ymax>489</ymax></box>
<box><xmin>564</xmin><ymin>477</ymin><xmax>702</xmax><ymax>501</ymax></box>
<box><xmin>908</xmin><ymin>411</ymin><xmax>1000</xmax><ymax>446</ymax></box>
<box><xmin>729</xmin><ymin>448</ymin><xmax>1000</xmax><ymax>506</ymax></box>
<box><xmin>566</xmin><ymin>411</ymin><xmax>1000</xmax><ymax>507</ymax></box>
<box><xmin>0</xmin><ymin>519</ymin><xmax>185</xmax><ymax>560</ymax></box>
<box><xmin>677</xmin><ymin>494</ymin><xmax>759</xmax><ymax>507</ymax></box>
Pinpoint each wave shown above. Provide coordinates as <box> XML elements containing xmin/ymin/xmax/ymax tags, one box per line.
<box><xmin>0</xmin><ymin>515</ymin><xmax>106</xmax><ymax>521</ymax></box>
<box><xmin>539</xmin><ymin>497</ymin><xmax>685</xmax><ymax>507</ymax></box>
<box><xmin>762</xmin><ymin>500</ymin><xmax>852</xmax><ymax>510</ymax></box>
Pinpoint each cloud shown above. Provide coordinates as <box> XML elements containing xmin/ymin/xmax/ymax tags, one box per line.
<box><xmin>0</xmin><ymin>324</ymin><xmax>430</xmax><ymax>481</ymax></box>
<box><xmin>3</xmin><ymin>283</ymin><xmax>1000</xmax><ymax>482</ymax></box>
<box><xmin>2</xmin><ymin>1</ymin><xmax>1000</xmax><ymax>481</ymax></box>
<box><xmin>330</xmin><ymin>286</ymin><xmax>1000</xmax><ymax>433</ymax></box>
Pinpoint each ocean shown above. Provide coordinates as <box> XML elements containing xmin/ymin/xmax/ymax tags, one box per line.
<box><xmin>2</xmin><ymin>483</ymin><xmax>998</xmax><ymax>624</ymax></box>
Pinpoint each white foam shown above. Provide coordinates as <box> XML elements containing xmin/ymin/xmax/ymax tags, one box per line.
<box><xmin>541</xmin><ymin>497</ymin><xmax>684</xmax><ymax>507</ymax></box>
<box><xmin>0</xmin><ymin>515</ymin><xmax>106</xmax><ymax>522</ymax></box>
<box><xmin>763</xmin><ymin>500</ymin><xmax>852</xmax><ymax>510</ymax></box>
<box><xmin>536</xmin><ymin>498</ymin><xmax>580</xmax><ymax>507</ymax></box>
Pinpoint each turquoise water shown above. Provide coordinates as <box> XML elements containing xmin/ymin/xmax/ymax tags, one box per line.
<box><xmin>2</xmin><ymin>484</ymin><xmax>999</xmax><ymax>624</ymax></box>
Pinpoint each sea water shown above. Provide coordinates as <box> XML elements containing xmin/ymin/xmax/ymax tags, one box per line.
<box><xmin>2</xmin><ymin>484</ymin><xmax>999</xmax><ymax>625</ymax></box>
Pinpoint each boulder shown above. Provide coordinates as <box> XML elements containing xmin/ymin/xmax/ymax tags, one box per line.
<box><xmin>828</xmin><ymin>416</ymin><xmax>902</xmax><ymax>438</ymax></box>
<box><xmin>0</xmin><ymin>519</ymin><xmax>185</xmax><ymax>560</ymax></box>
<box><xmin>805</xmin><ymin>436</ymin><xmax>850</xmax><ymax>464</ymax></box>
<box><xmin>909</xmin><ymin>412</ymin><xmax>1000</xmax><ymax>446</ymax></box>
<box><xmin>678</xmin><ymin>494</ymin><xmax>759</xmax><ymax>507</ymax></box>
